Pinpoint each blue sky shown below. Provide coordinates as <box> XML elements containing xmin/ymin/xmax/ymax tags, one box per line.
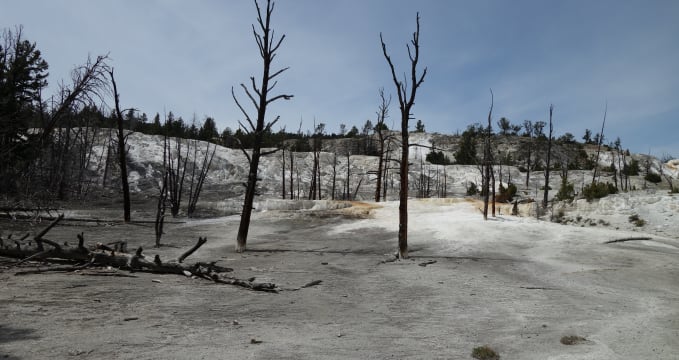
<box><xmin>3</xmin><ymin>0</ymin><xmax>678</xmax><ymax>157</ymax></box>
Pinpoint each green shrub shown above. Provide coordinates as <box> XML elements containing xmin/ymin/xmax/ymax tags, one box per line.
<box><xmin>582</xmin><ymin>182</ymin><xmax>617</xmax><ymax>201</ymax></box>
<box><xmin>555</xmin><ymin>179</ymin><xmax>575</xmax><ymax>202</ymax></box>
<box><xmin>628</xmin><ymin>214</ymin><xmax>646</xmax><ymax>227</ymax></box>
<box><xmin>425</xmin><ymin>150</ymin><xmax>451</xmax><ymax>165</ymax></box>
<box><xmin>644</xmin><ymin>172</ymin><xmax>662</xmax><ymax>183</ymax></box>
<box><xmin>623</xmin><ymin>159</ymin><xmax>640</xmax><ymax>176</ymax></box>
<box><xmin>466</xmin><ymin>182</ymin><xmax>478</xmax><ymax>196</ymax></box>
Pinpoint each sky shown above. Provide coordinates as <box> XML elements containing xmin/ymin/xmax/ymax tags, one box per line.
<box><xmin>2</xmin><ymin>0</ymin><xmax>678</xmax><ymax>157</ymax></box>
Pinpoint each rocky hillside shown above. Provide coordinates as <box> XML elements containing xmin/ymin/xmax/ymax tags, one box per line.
<box><xmin>90</xmin><ymin>130</ymin><xmax>677</xmax><ymax>213</ymax></box>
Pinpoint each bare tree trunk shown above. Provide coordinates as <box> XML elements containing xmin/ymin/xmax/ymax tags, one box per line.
<box><xmin>331</xmin><ymin>152</ymin><xmax>337</xmax><ymax>200</ymax></box>
<box><xmin>289</xmin><ymin>147</ymin><xmax>294</xmax><ymax>199</ymax></box>
<box><xmin>345</xmin><ymin>150</ymin><xmax>351</xmax><ymax>200</ymax></box>
<box><xmin>281</xmin><ymin>145</ymin><xmax>286</xmax><ymax>199</ymax></box>
<box><xmin>592</xmin><ymin>103</ymin><xmax>607</xmax><ymax>185</ymax></box>
<box><xmin>109</xmin><ymin>69</ymin><xmax>131</xmax><ymax>223</ymax></box>
<box><xmin>543</xmin><ymin>104</ymin><xmax>554</xmax><ymax>208</ymax></box>
<box><xmin>374</xmin><ymin>88</ymin><xmax>391</xmax><ymax>202</ymax></box>
<box><xmin>383</xmin><ymin>139</ymin><xmax>393</xmax><ymax>201</ymax></box>
<box><xmin>483</xmin><ymin>90</ymin><xmax>493</xmax><ymax>220</ymax></box>
<box><xmin>167</xmin><ymin>136</ymin><xmax>190</xmax><ymax>217</ymax></box>
<box><xmin>233</xmin><ymin>0</ymin><xmax>293</xmax><ymax>252</ymax></box>
<box><xmin>491</xmin><ymin>165</ymin><xmax>496</xmax><ymax>217</ymax></box>
<box><xmin>187</xmin><ymin>142</ymin><xmax>216</xmax><ymax>218</ymax></box>
<box><xmin>380</xmin><ymin>13</ymin><xmax>427</xmax><ymax>259</ymax></box>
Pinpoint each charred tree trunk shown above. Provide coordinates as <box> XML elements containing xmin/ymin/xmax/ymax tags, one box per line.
<box><xmin>187</xmin><ymin>142</ymin><xmax>216</xmax><ymax>218</ymax></box>
<box><xmin>592</xmin><ymin>103</ymin><xmax>607</xmax><ymax>185</ymax></box>
<box><xmin>543</xmin><ymin>104</ymin><xmax>554</xmax><ymax>208</ymax></box>
<box><xmin>331</xmin><ymin>152</ymin><xmax>338</xmax><ymax>200</ymax></box>
<box><xmin>380</xmin><ymin>13</ymin><xmax>427</xmax><ymax>259</ymax></box>
<box><xmin>280</xmin><ymin>144</ymin><xmax>286</xmax><ymax>199</ymax></box>
<box><xmin>483</xmin><ymin>90</ymin><xmax>493</xmax><ymax>220</ymax></box>
<box><xmin>289</xmin><ymin>146</ymin><xmax>294</xmax><ymax>199</ymax></box>
<box><xmin>345</xmin><ymin>150</ymin><xmax>351</xmax><ymax>200</ymax></box>
<box><xmin>491</xmin><ymin>165</ymin><xmax>496</xmax><ymax>217</ymax></box>
<box><xmin>109</xmin><ymin>69</ymin><xmax>131</xmax><ymax>223</ymax></box>
<box><xmin>374</xmin><ymin>88</ymin><xmax>391</xmax><ymax>202</ymax></box>
<box><xmin>233</xmin><ymin>0</ymin><xmax>293</xmax><ymax>252</ymax></box>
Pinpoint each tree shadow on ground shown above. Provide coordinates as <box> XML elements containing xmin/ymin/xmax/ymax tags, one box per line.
<box><xmin>0</xmin><ymin>325</ymin><xmax>39</xmax><ymax>344</ymax></box>
<box><xmin>0</xmin><ymin>325</ymin><xmax>39</xmax><ymax>360</ymax></box>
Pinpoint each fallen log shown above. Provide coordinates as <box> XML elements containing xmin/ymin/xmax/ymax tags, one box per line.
<box><xmin>0</xmin><ymin>219</ymin><xmax>278</xmax><ymax>292</ymax></box>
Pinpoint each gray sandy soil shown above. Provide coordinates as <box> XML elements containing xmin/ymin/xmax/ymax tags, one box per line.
<box><xmin>1</xmin><ymin>201</ymin><xmax>678</xmax><ymax>359</ymax></box>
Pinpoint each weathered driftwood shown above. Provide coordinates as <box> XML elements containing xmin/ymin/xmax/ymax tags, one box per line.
<box><xmin>0</xmin><ymin>215</ymin><xmax>278</xmax><ymax>292</ymax></box>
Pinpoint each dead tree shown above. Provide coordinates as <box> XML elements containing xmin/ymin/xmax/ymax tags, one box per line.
<box><xmin>289</xmin><ymin>120</ymin><xmax>302</xmax><ymax>199</ymax></box>
<box><xmin>383</xmin><ymin>136</ymin><xmax>397</xmax><ymax>201</ymax></box>
<box><xmin>592</xmin><ymin>103</ymin><xmax>607</xmax><ymax>185</ymax></box>
<box><xmin>380</xmin><ymin>13</ymin><xmax>427</xmax><ymax>259</ymax></box>
<box><xmin>309</xmin><ymin>122</ymin><xmax>324</xmax><ymax>200</ymax></box>
<box><xmin>108</xmin><ymin>69</ymin><xmax>131</xmax><ymax>223</ymax></box>
<box><xmin>29</xmin><ymin>55</ymin><xmax>110</xmax><ymax>201</ymax></box>
<box><xmin>155</xmin><ymin>133</ymin><xmax>169</xmax><ymax>247</ymax></box>
<box><xmin>482</xmin><ymin>90</ymin><xmax>493</xmax><ymax>220</ymax></box>
<box><xmin>232</xmin><ymin>0</ymin><xmax>293</xmax><ymax>252</ymax></box>
<box><xmin>522</xmin><ymin>120</ymin><xmax>534</xmax><ymax>187</ymax></box>
<box><xmin>330</xmin><ymin>151</ymin><xmax>338</xmax><ymax>200</ymax></box>
<box><xmin>279</xmin><ymin>138</ymin><xmax>287</xmax><ymax>199</ymax></box>
<box><xmin>166</xmin><ymin>133</ymin><xmax>190</xmax><ymax>217</ymax></box>
<box><xmin>41</xmin><ymin>55</ymin><xmax>111</xmax><ymax>145</ymax></box>
<box><xmin>187</xmin><ymin>141</ymin><xmax>216</xmax><ymax>218</ymax></box>
<box><xmin>374</xmin><ymin>88</ymin><xmax>392</xmax><ymax>202</ymax></box>
<box><xmin>344</xmin><ymin>148</ymin><xmax>352</xmax><ymax>200</ymax></box>
<box><xmin>543</xmin><ymin>104</ymin><xmax>554</xmax><ymax>208</ymax></box>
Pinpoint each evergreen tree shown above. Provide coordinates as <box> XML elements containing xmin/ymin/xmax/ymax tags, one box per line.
<box><xmin>497</xmin><ymin>117</ymin><xmax>511</xmax><ymax>136</ymax></box>
<box><xmin>583</xmin><ymin>129</ymin><xmax>592</xmax><ymax>144</ymax></box>
<box><xmin>454</xmin><ymin>126</ymin><xmax>478</xmax><ymax>165</ymax></box>
<box><xmin>415</xmin><ymin>119</ymin><xmax>425</xmax><ymax>132</ymax></box>
<box><xmin>0</xmin><ymin>26</ymin><xmax>49</xmax><ymax>191</ymax></box>
<box><xmin>198</xmin><ymin>116</ymin><xmax>219</xmax><ymax>141</ymax></box>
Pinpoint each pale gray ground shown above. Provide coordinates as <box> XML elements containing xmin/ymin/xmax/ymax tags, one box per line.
<box><xmin>1</xmin><ymin>199</ymin><xmax>678</xmax><ymax>359</ymax></box>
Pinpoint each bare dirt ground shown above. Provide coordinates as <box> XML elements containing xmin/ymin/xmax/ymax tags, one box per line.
<box><xmin>1</xmin><ymin>199</ymin><xmax>678</xmax><ymax>359</ymax></box>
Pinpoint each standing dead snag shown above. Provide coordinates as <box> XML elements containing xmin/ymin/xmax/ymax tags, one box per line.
<box><xmin>380</xmin><ymin>13</ymin><xmax>427</xmax><ymax>259</ymax></box>
<box><xmin>374</xmin><ymin>88</ymin><xmax>392</xmax><ymax>202</ymax></box>
<box><xmin>108</xmin><ymin>69</ymin><xmax>131</xmax><ymax>223</ymax></box>
<box><xmin>592</xmin><ymin>102</ymin><xmax>607</xmax><ymax>185</ymax></box>
<box><xmin>187</xmin><ymin>140</ymin><xmax>216</xmax><ymax>218</ymax></box>
<box><xmin>233</xmin><ymin>0</ymin><xmax>293</xmax><ymax>253</ymax></box>
<box><xmin>543</xmin><ymin>104</ymin><xmax>554</xmax><ymax>208</ymax></box>
<box><xmin>482</xmin><ymin>90</ymin><xmax>493</xmax><ymax>220</ymax></box>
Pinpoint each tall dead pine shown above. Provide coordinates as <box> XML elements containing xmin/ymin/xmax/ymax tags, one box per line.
<box><xmin>592</xmin><ymin>103</ymin><xmax>607</xmax><ymax>185</ymax></box>
<box><xmin>482</xmin><ymin>90</ymin><xmax>493</xmax><ymax>220</ymax></box>
<box><xmin>543</xmin><ymin>104</ymin><xmax>554</xmax><ymax>208</ymax></box>
<box><xmin>380</xmin><ymin>13</ymin><xmax>427</xmax><ymax>259</ymax></box>
<box><xmin>108</xmin><ymin>69</ymin><xmax>131</xmax><ymax>223</ymax></box>
<box><xmin>232</xmin><ymin>0</ymin><xmax>293</xmax><ymax>252</ymax></box>
<box><xmin>374</xmin><ymin>88</ymin><xmax>392</xmax><ymax>202</ymax></box>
